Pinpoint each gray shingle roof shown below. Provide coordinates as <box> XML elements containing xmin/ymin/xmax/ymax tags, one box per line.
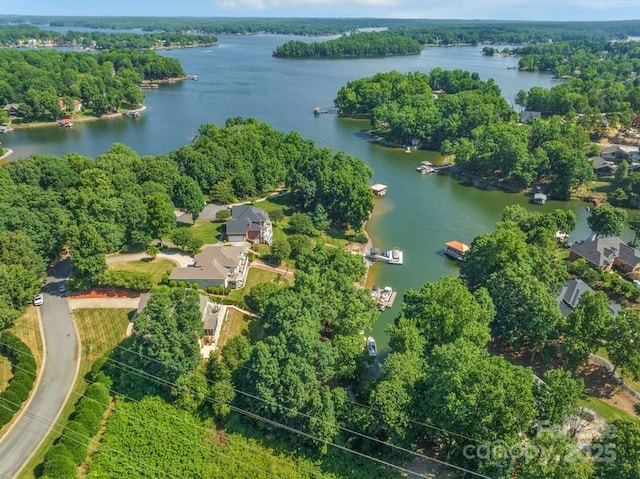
<box><xmin>571</xmin><ymin>237</ymin><xmax>640</xmax><ymax>269</ymax></box>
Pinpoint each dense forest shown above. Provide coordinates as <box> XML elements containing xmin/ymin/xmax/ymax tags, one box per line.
<box><xmin>0</xmin><ymin>49</ymin><xmax>183</xmax><ymax>121</ymax></box>
<box><xmin>0</xmin><ymin>117</ymin><xmax>373</xmax><ymax>328</ymax></box>
<box><xmin>4</xmin><ymin>16</ymin><xmax>640</xmax><ymax>42</ymax></box>
<box><xmin>82</xmin><ymin>205</ymin><xmax>639</xmax><ymax>479</ymax></box>
<box><xmin>0</xmin><ymin>24</ymin><xmax>217</xmax><ymax>49</ymax></box>
<box><xmin>273</xmin><ymin>32</ymin><xmax>421</xmax><ymax>58</ymax></box>
<box><xmin>334</xmin><ymin>69</ymin><xmax>616</xmax><ymax>199</ymax></box>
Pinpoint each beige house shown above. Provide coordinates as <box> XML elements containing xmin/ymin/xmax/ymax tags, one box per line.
<box><xmin>169</xmin><ymin>244</ymin><xmax>249</xmax><ymax>289</ymax></box>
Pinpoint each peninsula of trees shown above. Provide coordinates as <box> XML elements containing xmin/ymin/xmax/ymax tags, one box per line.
<box><xmin>334</xmin><ymin>68</ymin><xmax>606</xmax><ymax>199</ymax></box>
<box><xmin>0</xmin><ymin>24</ymin><xmax>217</xmax><ymax>49</ymax></box>
<box><xmin>273</xmin><ymin>32</ymin><xmax>422</xmax><ymax>58</ymax></box>
<box><xmin>0</xmin><ymin>49</ymin><xmax>184</xmax><ymax>122</ymax></box>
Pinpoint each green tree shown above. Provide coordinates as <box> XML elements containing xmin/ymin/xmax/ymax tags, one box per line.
<box><xmin>515</xmin><ymin>431</ymin><xmax>594</xmax><ymax>479</ymax></box>
<box><xmin>172</xmin><ymin>176</ymin><xmax>204</xmax><ymax>223</ymax></box>
<box><xmin>215</xmin><ymin>209</ymin><xmax>231</xmax><ymax>222</ymax></box>
<box><xmin>288</xmin><ymin>212</ymin><xmax>314</xmax><ymax>236</ymax></box>
<box><xmin>593</xmin><ymin>419</ymin><xmax>640</xmax><ymax>479</ymax></box>
<box><xmin>563</xmin><ymin>291</ymin><xmax>612</xmax><ymax>369</ymax></box>
<box><xmin>71</xmin><ymin>223</ymin><xmax>107</xmax><ymax>283</ymax></box>
<box><xmin>269</xmin><ymin>237</ymin><xmax>291</xmax><ymax>265</ymax></box>
<box><xmin>535</xmin><ymin>369</ymin><xmax>584</xmax><ymax>426</ymax></box>
<box><xmin>629</xmin><ymin>213</ymin><xmax>640</xmax><ymax>246</ymax></box>
<box><xmin>418</xmin><ymin>340</ymin><xmax>537</xmax><ymax>465</ymax></box>
<box><xmin>169</xmin><ymin>227</ymin><xmax>192</xmax><ymax>250</ymax></box>
<box><xmin>395</xmin><ymin>277</ymin><xmax>493</xmax><ymax>353</ymax></box>
<box><xmin>587</xmin><ymin>204</ymin><xmax>627</xmax><ymax>238</ymax></box>
<box><xmin>606</xmin><ymin>309</ymin><xmax>640</xmax><ymax>379</ymax></box>
<box><xmin>268</xmin><ymin>209</ymin><xmax>284</xmax><ymax>225</ymax></box>
<box><xmin>145</xmin><ymin>193</ymin><xmax>175</xmax><ymax>242</ymax></box>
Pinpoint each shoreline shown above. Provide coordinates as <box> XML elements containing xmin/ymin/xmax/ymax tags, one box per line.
<box><xmin>10</xmin><ymin>105</ymin><xmax>148</xmax><ymax>131</ymax></box>
<box><xmin>0</xmin><ymin>148</ymin><xmax>14</xmax><ymax>162</ymax></box>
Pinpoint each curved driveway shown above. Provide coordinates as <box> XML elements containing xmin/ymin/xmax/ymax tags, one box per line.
<box><xmin>0</xmin><ymin>259</ymin><xmax>79</xmax><ymax>478</ymax></box>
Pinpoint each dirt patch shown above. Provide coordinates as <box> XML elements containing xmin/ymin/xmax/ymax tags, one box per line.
<box><xmin>70</xmin><ymin>289</ymin><xmax>140</xmax><ymax>299</ymax></box>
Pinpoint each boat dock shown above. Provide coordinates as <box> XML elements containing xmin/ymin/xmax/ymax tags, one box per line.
<box><xmin>443</xmin><ymin>240</ymin><xmax>470</xmax><ymax>261</ymax></box>
<box><xmin>367</xmin><ymin>247</ymin><xmax>403</xmax><ymax>265</ymax></box>
<box><xmin>371</xmin><ymin>286</ymin><xmax>397</xmax><ymax>311</ymax></box>
<box><xmin>371</xmin><ymin>184</ymin><xmax>388</xmax><ymax>196</ymax></box>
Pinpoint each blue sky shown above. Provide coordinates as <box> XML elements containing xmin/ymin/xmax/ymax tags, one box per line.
<box><xmin>2</xmin><ymin>0</ymin><xmax>639</xmax><ymax>21</ymax></box>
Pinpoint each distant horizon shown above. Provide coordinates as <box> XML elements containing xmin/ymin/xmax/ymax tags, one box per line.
<box><xmin>2</xmin><ymin>0</ymin><xmax>639</xmax><ymax>22</ymax></box>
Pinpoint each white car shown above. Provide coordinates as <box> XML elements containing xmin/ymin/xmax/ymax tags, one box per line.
<box><xmin>33</xmin><ymin>293</ymin><xmax>44</xmax><ymax>306</ymax></box>
<box><xmin>633</xmin><ymin>279</ymin><xmax>640</xmax><ymax>288</ymax></box>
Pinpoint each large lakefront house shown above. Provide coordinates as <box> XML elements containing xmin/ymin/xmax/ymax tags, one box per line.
<box><xmin>226</xmin><ymin>205</ymin><xmax>273</xmax><ymax>245</ymax></box>
<box><xmin>168</xmin><ymin>244</ymin><xmax>249</xmax><ymax>289</ymax></box>
<box><xmin>569</xmin><ymin>236</ymin><xmax>640</xmax><ymax>274</ymax></box>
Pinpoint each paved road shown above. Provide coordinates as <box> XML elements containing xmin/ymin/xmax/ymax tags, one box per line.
<box><xmin>0</xmin><ymin>259</ymin><xmax>79</xmax><ymax>479</ymax></box>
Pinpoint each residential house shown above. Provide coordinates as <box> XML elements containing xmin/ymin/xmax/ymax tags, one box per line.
<box><xmin>589</xmin><ymin>156</ymin><xmax>617</xmax><ymax>176</ymax></box>
<box><xmin>569</xmin><ymin>236</ymin><xmax>640</xmax><ymax>274</ymax></box>
<box><xmin>600</xmin><ymin>145</ymin><xmax>630</xmax><ymax>164</ymax></box>
<box><xmin>169</xmin><ymin>244</ymin><xmax>249</xmax><ymax>289</ymax></box>
<box><xmin>3</xmin><ymin>103</ymin><xmax>19</xmax><ymax>116</ymax></box>
<box><xmin>557</xmin><ymin>279</ymin><xmax>620</xmax><ymax>317</ymax></box>
<box><xmin>520</xmin><ymin>111</ymin><xmax>542</xmax><ymax>123</ymax></box>
<box><xmin>134</xmin><ymin>293</ymin><xmax>227</xmax><ymax>358</ymax></box>
<box><xmin>226</xmin><ymin>205</ymin><xmax>272</xmax><ymax>245</ymax></box>
<box><xmin>58</xmin><ymin>99</ymin><xmax>83</xmax><ymax>113</ymax></box>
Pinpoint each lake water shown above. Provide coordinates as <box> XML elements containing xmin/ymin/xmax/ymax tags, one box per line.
<box><xmin>1</xmin><ymin>35</ymin><xmax>595</xmax><ymax>348</ymax></box>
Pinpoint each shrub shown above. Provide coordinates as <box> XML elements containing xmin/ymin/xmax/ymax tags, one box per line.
<box><xmin>100</xmin><ymin>270</ymin><xmax>154</xmax><ymax>291</ymax></box>
<box><xmin>43</xmin><ymin>444</ymin><xmax>77</xmax><ymax>479</ymax></box>
<box><xmin>191</xmin><ymin>282</ymin><xmax>200</xmax><ymax>290</ymax></box>
<box><xmin>7</xmin><ymin>382</ymin><xmax>30</xmax><ymax>403</ymax></box>
<box><xmin>169</xmin><ymin>280</ymin><xmax>177</xmax><ymax>288</ymax></box>
<box><xmin>215</xmin><ymin>209</ymin><xmax>232</xmax><ymax>221</ymax></box>
<box><xmin>353</xmin><ymin>232</ymin><xmax>369</xmax><ymax>244</ymax></box>
<box><xmin>59</xmin><ymin>420</ymin><xmax>90</xmax><ymax>463</ymax></box>
<box><xmin>85</xmin><ymin>383</ymin><xmax>110</xmax><ymax>406</ymax></box>
<box><xmin>0</xmin><ymin>391</ymin><xmax>21</xmax><ymax>412</ymax></box>
<box><xmin>161</xmin><ymin>274</ymin><xmax>169</xmax><ymax>284</ymax></box>
<box><xmin>288</xmin><ymin>212</ymin><xmax>314</xmax><ymax>236</ymax></box>
<box><xmin>73</xmin><ymin>405</ymin><xmax>101</xmax><ymax>436</ymax></box>
<box><xmin>177</xmin><ymin>281</ymin><xmax>188</xmax><ymax>288</ymax></box>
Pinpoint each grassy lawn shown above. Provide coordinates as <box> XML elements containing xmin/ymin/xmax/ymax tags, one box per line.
<box><xmin>578</xmin><ymin>397</ymin><xmax>636</xmax><ymax>423</ymax></box>
<box><xmin>108</xmin><ymin>259</ymin><xmax>175</xmax><ymax>285</ymax></box>
<box><xmin>19</xmin><ymin>308</ymin><xmax>131</xmax><ymax>479</ymax></box>
<box><xmin>189</xmin><ymin>220</ymin><xmax>223</xmax><ymax>245</ymax></box>
<box><xmin>227</xmin><ymin>268</ymin><xmax>291</xmax><ymax>305</ymax></box>
<box><xmin>217</xmin><ymin>308</ymin><xmax>250</xmax><ymax>352</ymax></box>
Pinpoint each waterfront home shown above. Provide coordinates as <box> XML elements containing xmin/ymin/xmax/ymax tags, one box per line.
<box><xmin>371</xmin><ymin>184</ymin><xmax>388</xmax><ymax>196</ymax></box>
<box><xmin>169</xmin><ymin>244</ymin><xmax>249</xmax><ymax>289</ymax></box>
<box><xmin>590</xmin><ymin>156</ymin><xmax>617</xmax><ymax>176</ymax></box>
<box><xmin>533</xmin><ymin>193</ymin><xmax>547</xmax><ymax>205</ymax></box>
<box><xmin>569</xmin><ymin>236</ymin><xmax>640</xmax><ymax>274</ymax></box>
<box><xmin>443</xmin><ymin>240</ymin><xmax>470</xmax><ymax>261</ymax></box>
<box><xmin>3</xmin><ymin>103</ymin><xmax>19</xmax><ymax>116</ymax></box>
<box><xmin>135</xmin><ymin>292</ymin><xmax>227</xmax><ymax>358</ymax></box>
<box><xmin>58</xmin><ymin>99</ymin><xmax>83</xmax><ymax>113</ymax></box>
<box><xmin>226</xmin><ymin>205</ymin><xmax>273</xmax><ymax>245</ymax></box>
<box><xmin>600</xmin><ymin>145</ymin><xmax>630</xmax><ymax>163</ymax></box>
<box><xmin>557</xmin><ymin>279</ymin><xmax>621</xmax><ymax>317</ymax></box>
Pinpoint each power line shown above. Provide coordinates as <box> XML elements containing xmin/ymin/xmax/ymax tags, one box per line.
<box><xmin>110</xmin><ymin>346</ymin><xmax>493</xmax><ymax>479</ymax></box>
<box><xmin>0</xmin><ymin>340</ymin><xmax>296</xmax><ymax>479</ymax></box>
<box><xmin>105</xmin><ymin>355</ymin><xmax>428</xmax><ymax>478</ymax></box>
<box><xmin>0</xmin><ymin>396</ymin><xmax>180</xmax><ymax>479</ymax></box>
<box><xmin>236</xmin><ymin>360</ymin><xmax>483</xmax><ymax>444</ymax></box>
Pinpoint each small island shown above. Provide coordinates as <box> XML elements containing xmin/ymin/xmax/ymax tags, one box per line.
<box><xmin>273</xmin><ymin>31</ymin><xmax>422</xmax><ymax>58</ymax></box>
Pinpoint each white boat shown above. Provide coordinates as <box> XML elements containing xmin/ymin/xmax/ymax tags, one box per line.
<box><xmin>404</xmin><ymin>146</ymin><xmax>412</xmax><ymax>154</ymax></box>
<box><xmin>378</xmin><ymin>248</ymin><xmax>403</xmax><ymax>265</ymax></box>
<box><xmin>416</xmin><ymin>165</ymin><xmax>435</xmax><ymax>174</ymax></box>
<box><xmin>367</xmin><ymin>337</ymin><xmax>377</xmax><ymax>357</ymax></box>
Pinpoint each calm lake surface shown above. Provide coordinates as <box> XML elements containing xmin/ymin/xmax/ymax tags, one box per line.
<box><xmin>2</xmin><ymin>35</ymin><xmax>597</xmax><ymax>348</ymax></box>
